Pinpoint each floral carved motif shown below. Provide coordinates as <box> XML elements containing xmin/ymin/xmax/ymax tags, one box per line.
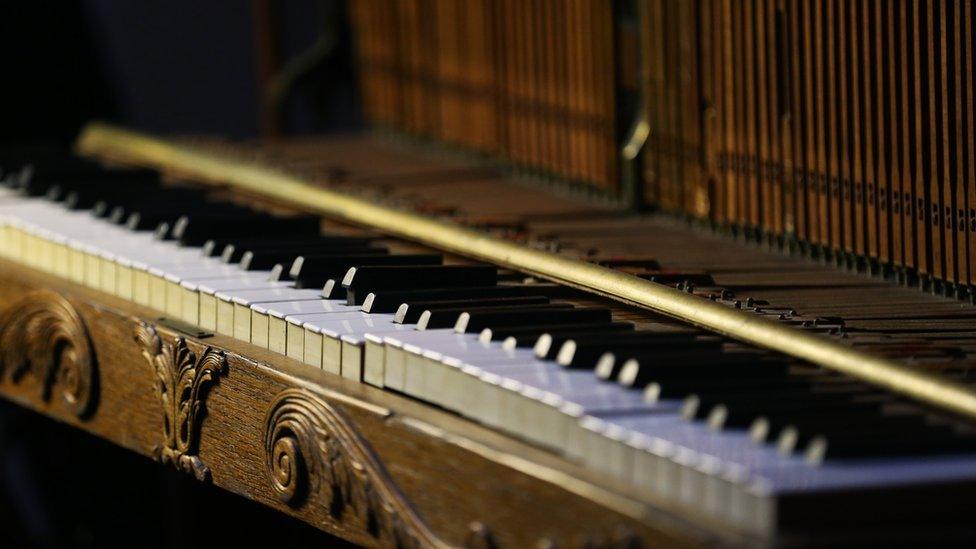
<box><xmin>135</xmin><ymin>322</ymin><xmax>226</xmax><ymax>482</ymax></box>
<box><xmin>265</xmin><ymin>388</ymin><xmax>445</xmax><ymax>548</ymax></box>
<box><xmin>0</xmin><ymin>290</ymin><xmax>97</xmax><ymax>418</ymax></box>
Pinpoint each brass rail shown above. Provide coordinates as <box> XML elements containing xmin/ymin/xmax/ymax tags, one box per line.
<box><xmin>76</xmin><ymin>122</ymin><xmax>976</xmax><ymax>421</ymax></box>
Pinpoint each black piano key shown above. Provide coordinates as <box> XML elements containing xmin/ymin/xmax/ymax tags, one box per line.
<box><xmin>393</xmin><ymin>295</ymin><xmax>551</xmax><ymax>324</ymax></box>
<box><xmin>342</xmin><ymin>265</ymin><xmax>498</xmax><ymax>305</ymax></box>
<box><xmin>49</xmin><ymin>176</ymin><xmax>164</xmax><ymax>202</ymax></box>
<box><xmin>415</xmin><ymin>304</ymin><xmax>576</xmax><ymax>330</ymax></box>
<box><xmin>536</xmin><ymin>330</ymin><xmax>692</xmax><ymax>361</ymax></box>
<box><xmin>711</xmin><ymin>396</ymin><xmax>888</xmax><ymax>431</ymax></box>
<box><xmin>124</xmin><ymin>202</ymin><xmax>250</xmax><ymax>232</ymax></box>
<box><xmin>93</xmin><ymin>188</ymin><xmax>197</xmax><ymax>218</ymax></box>
<box><xmin>682</xmin><ymin>389</ymin><xmax>884</xmax><ymax>422</ymax></box>
<box><xmin>5</xmin><ymin>155</ymin><xmax>104</xmax><ymax>185</ymax></box>
<box><xmin>480</xmin><ymin>321</ymin><xmax>635</xmax><ymax>349</ymax></box>
<box><xmin>18</xmin><ymin>166</ymin><xmax>160</xmax><ymax>196</ymax></box>
<box><xmin>211</xmin><ymin>234</ymin><xmax>379</xmax><ymax>260</ymax></box>
<box><xmin>484</xmin><ymin>321</ymin><xmax>635</xmax><ymax>342</ymax></box>
<box><xmin>173</xmin><ymin>213</ymin><xmax>321</xmax><ymax>246</ymax></box>
<box><xmin>801</xmin><ymin>425</ymin><xmax>976</xmax><ymax>461</ymax></box>
<box><xmin>446</xmin><ymin>306</ymin><xmax>612</xmax><ymax>333</ymax></box>
<box><xmin>64</xmin><ymin>186</ymin><xmax>170</xmax><ymax>211</ymax></box>
<box><xmin>752</xmin><ymin>409</ymin><xmax>924</xmax><ymax>445</ymax></box>
<box><xmin>292</xmin><ymin>253</ymin><xmax>443</xmax><ymax>290</ymax></box>
<box><xmin>556</xmin><ymin>335</ymin><xmax>724</xmax><ymax>369</ymax></box>
<box><xmin>361</xmin><ymin>284</ymin><xmax>571</xmax><ymax>313</ymax></box>
<box><xmin>96</xmin><ymin>189</ymin><xmax>214</xmax><ymax>220</ymax></box>
<box><xmin>239</xmin><ymin>247</ymin><xmax>387</xmax><ymax>271</ymax></box>
<box><xmin>548</xmin><ymin>329</ymin><xmax>709</xmax><ymax>361</ymax></box>
<box><xmin>617</xmin><ymin>354</ymin><xmax>789</xmax><ymax>388</ymax></box>
<box><xmin>125</xmin><ymin>211</ymin><xmax>180</xmax><ymax>232</ymax></box>
<box><xmin>225</xmin><ymin>243</ymin><xmax>385</xmax><ymax>265</ymax></box>
<box><xmin>642</xmin><ymin>372</ymin><xmax>835</xmax><ymax>401</ymax></box>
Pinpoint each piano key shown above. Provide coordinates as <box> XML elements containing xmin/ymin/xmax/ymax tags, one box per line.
<box><xmin>616</xmin><ymin>354</ymin><xmax>787</xmax><ymax>389</ymax></box>
<box><xmin>367</xmin><ymin>330</ymin><xmax>660</xmax><ymax>441</ymax></box>
<box><xmin>549</xmin><ymin>330</ymin><xmax>711</xmax><ymax>363</ymax></box>
<box><xmin>239</xmin><ymin>246</ymin><xmax>385</xmax><ymax>271</ymax></box>
<box><xmin>801</xmin><ymin>425</ymin><xmax>976</xmax><ymax>462</ymax></box>
<box><xmin>393</xmin><ymin>295</ymin><xmax>551</xmax><ymax>324</ymax></box>
<box><xmin>189</xmin><ymin>275</ymin><xmax>294</xmax><ymax>329</ymax></box>
<box><xmin>257</xmin><ymin>299</ymin><xmax>363</xmax><ymax>353</ymax></box>
<box><xmin>292</xmin><ymin>253</ymin><xmax>443</xmax><ymax>290</ymax></box>
<box><xmin>451</xmin><ymin>306</ymin><xmax>613</xmax><ymax>333</ymax></box>
<box><xmin>490</xmin><ymin>321</ymin><xmax>637</xmax><ymax>351</ymax></box>
<box><xmin>556</xmin><ymin>336</ymin><xmax>726</xmax><ymax>370</ymax></box>
<box><xmin>292</xmin><ymin>312</ymin><xmax>410</xmax><ymax>372</ymax></box>
<box><xmin>342</xmin><ymin>264</ymin><xmax>499</xmax><ymax>305</ymax></box>
<box><xmin>377</xmin><ymin>330</ymin><xmax>471</xmax><ymax>390</ymax></box>
<box><xmin>682</xmin><ymin>390</ymin><xmax>888</xmax><ymax>424</ymax></box>
<box><xmin>530</xmin><ymin>323</ymin><xmax>697</xmax><ymax>358</ymax></box>
<box><xmin>760</xmin><ymin>411</ymin><xmax>929</xmax><ymax>449</ymax></box>
<box><xmin>476</xmin><ymin>320</ymin><xmax>633</xmax><ymax>341</ymax></box>
<box><xmin>205</xmin><ymin>234</ymin><xmax>378</xmax><ymax>259</ymax></box>
<box><xmin>213</xmin><ymin>287</ymin><xmax>327</xmax><ymax>341</ymax></box>
<box><xmin>361</xmin><ymin>284</ymin><xmax>565</xmax><ymax>313</ymax></box>
<box><xmin>413</xmin><ymin>304</ymin><xmax>574</xmax><ymax>331</ymax></box>
<box><xmin>642</xmin><ymin>373</ymin><xmax>831</xmax><ymax>403</ymax></box>
<box><xmin>172</xmin><ymin>213</ymin><xmax>321</xmax><ymax>246</ymax></box>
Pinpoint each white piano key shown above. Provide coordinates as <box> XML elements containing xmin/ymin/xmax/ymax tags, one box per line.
<box><xmin>362</xmin><ymin>333</ymin><xmax>387</xmax><ymax>387</ymax></box>
<box><xmin>224</xmin><ymin>287</ymin><xmax>323</xmax><ymax>341</ymax></box>
<box><xmin>297</xmin><ymin>313</ymin><xmax>401</xmax><ymax>373</ymax></box>
<box><xmin>380</xmin><ymin>330</ymin><xmax>471</xmax><ymax>391</ymax></box>
<box><xmin>263</xmin><ymin>300</ymin><xmax>359</xmax><ymax>355</ymax></box>
<box><xmin>195</xmin><ymin>277</ymin><xmax>291</xmax><ymax>331</ymax></box>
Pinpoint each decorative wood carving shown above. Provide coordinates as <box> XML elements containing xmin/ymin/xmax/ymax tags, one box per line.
<box><xmin>135</xmin><ymin>322</ymin><xmax>226</xmax><ymax>482</ymax></box>
<box><xmin>0</xmin><ymin>290</ymin><xmax>97</xmax><ymax>418</ymax></box>
<box><xmin>264</xmin><ymin>388</ymin><xmax>444</xmax><ymax>548</ymax></box>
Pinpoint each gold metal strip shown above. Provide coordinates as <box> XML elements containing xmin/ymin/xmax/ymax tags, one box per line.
<box><xmin>76</xmin><ymin>122</ymin><xmax>976</xmax><ymax>421</ymax></box>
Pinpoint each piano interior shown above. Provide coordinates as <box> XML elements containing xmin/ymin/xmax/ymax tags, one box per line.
<box><xmin>2</xmin><ymin>1</ymin><xmax>976</xmax><ymax>546</ymax></box>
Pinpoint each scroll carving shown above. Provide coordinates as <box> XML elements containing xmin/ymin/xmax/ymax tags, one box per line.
<box><xmin>0</xmin><ymin>290</ymin><xmax>97</xmax><ymax>418</ymax></box>
<box><xmin>135</xmin><ymin>322</ymin><xmax>226</xmax><ymax>482</ymax></box>
<box><xmin>265</xmin><ymin>389</ymin><xmax>445</xmax><ymax>548</ymax></box>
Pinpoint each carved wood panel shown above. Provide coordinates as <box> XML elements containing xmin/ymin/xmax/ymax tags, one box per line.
<box><xmin>265</xmin><ymin>388</ymin><xmax>446</xmax><ymax>547</ymax></box>
<box><xmin>0</xmin><ymin>289</ymin><xmax>98</xmax><ymax>418</ymax></box>
<box><xmin>135</xmin><ymin>322</ymin><xmax>227</xmax><ymax>481</ymax></box>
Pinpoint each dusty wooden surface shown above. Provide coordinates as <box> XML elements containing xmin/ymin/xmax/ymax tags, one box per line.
<box><xmin>0</xmin><ymin>259</ymin><xmax>742</xmax><ymax>547</ymax></box>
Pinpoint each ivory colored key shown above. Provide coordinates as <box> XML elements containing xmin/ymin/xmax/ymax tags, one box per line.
<box><xmin>293</xmin><ymin>312</ymin><xmax>403</xmax><ymax>372</ymax></box>
<box><xmin>259</xmin><ymin>299</ymin><xmax>361</xmax><ymax>354</ymax></box>
<box><xmin>213</xmin><ymin>287</ymin><xmax>324</xmax><ymax>341</ymax></box>
<box><xmin>287</xmin><ymin>311</ymin><xmax>396</xmax><ymax>362</ymax></box>
<box><xmin>379</xmin><ymin>330</ymin><xmax>466</xmax><ymax>391</ymax></box>
<box><xmin>193</xmin><ymin>276</ymin><xmax>293</xmax><ymax>330</ymax></box>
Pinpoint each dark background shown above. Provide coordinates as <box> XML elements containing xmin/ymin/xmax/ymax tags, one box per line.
<box><xmin>0</xmin><ymin>0</ymin><xmax>360</xmax><ymax>145</ymax></box>
<box><xmin>0</xmin><ymin>1</ymin><xmax>358</xmax><ymax>546</ymax></box>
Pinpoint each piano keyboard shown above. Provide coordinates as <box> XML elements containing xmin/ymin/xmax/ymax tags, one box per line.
<box><xmin>2</xmin><ymin>154</ymin><xmax>976</xmax><ymax>536</ymax></box>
